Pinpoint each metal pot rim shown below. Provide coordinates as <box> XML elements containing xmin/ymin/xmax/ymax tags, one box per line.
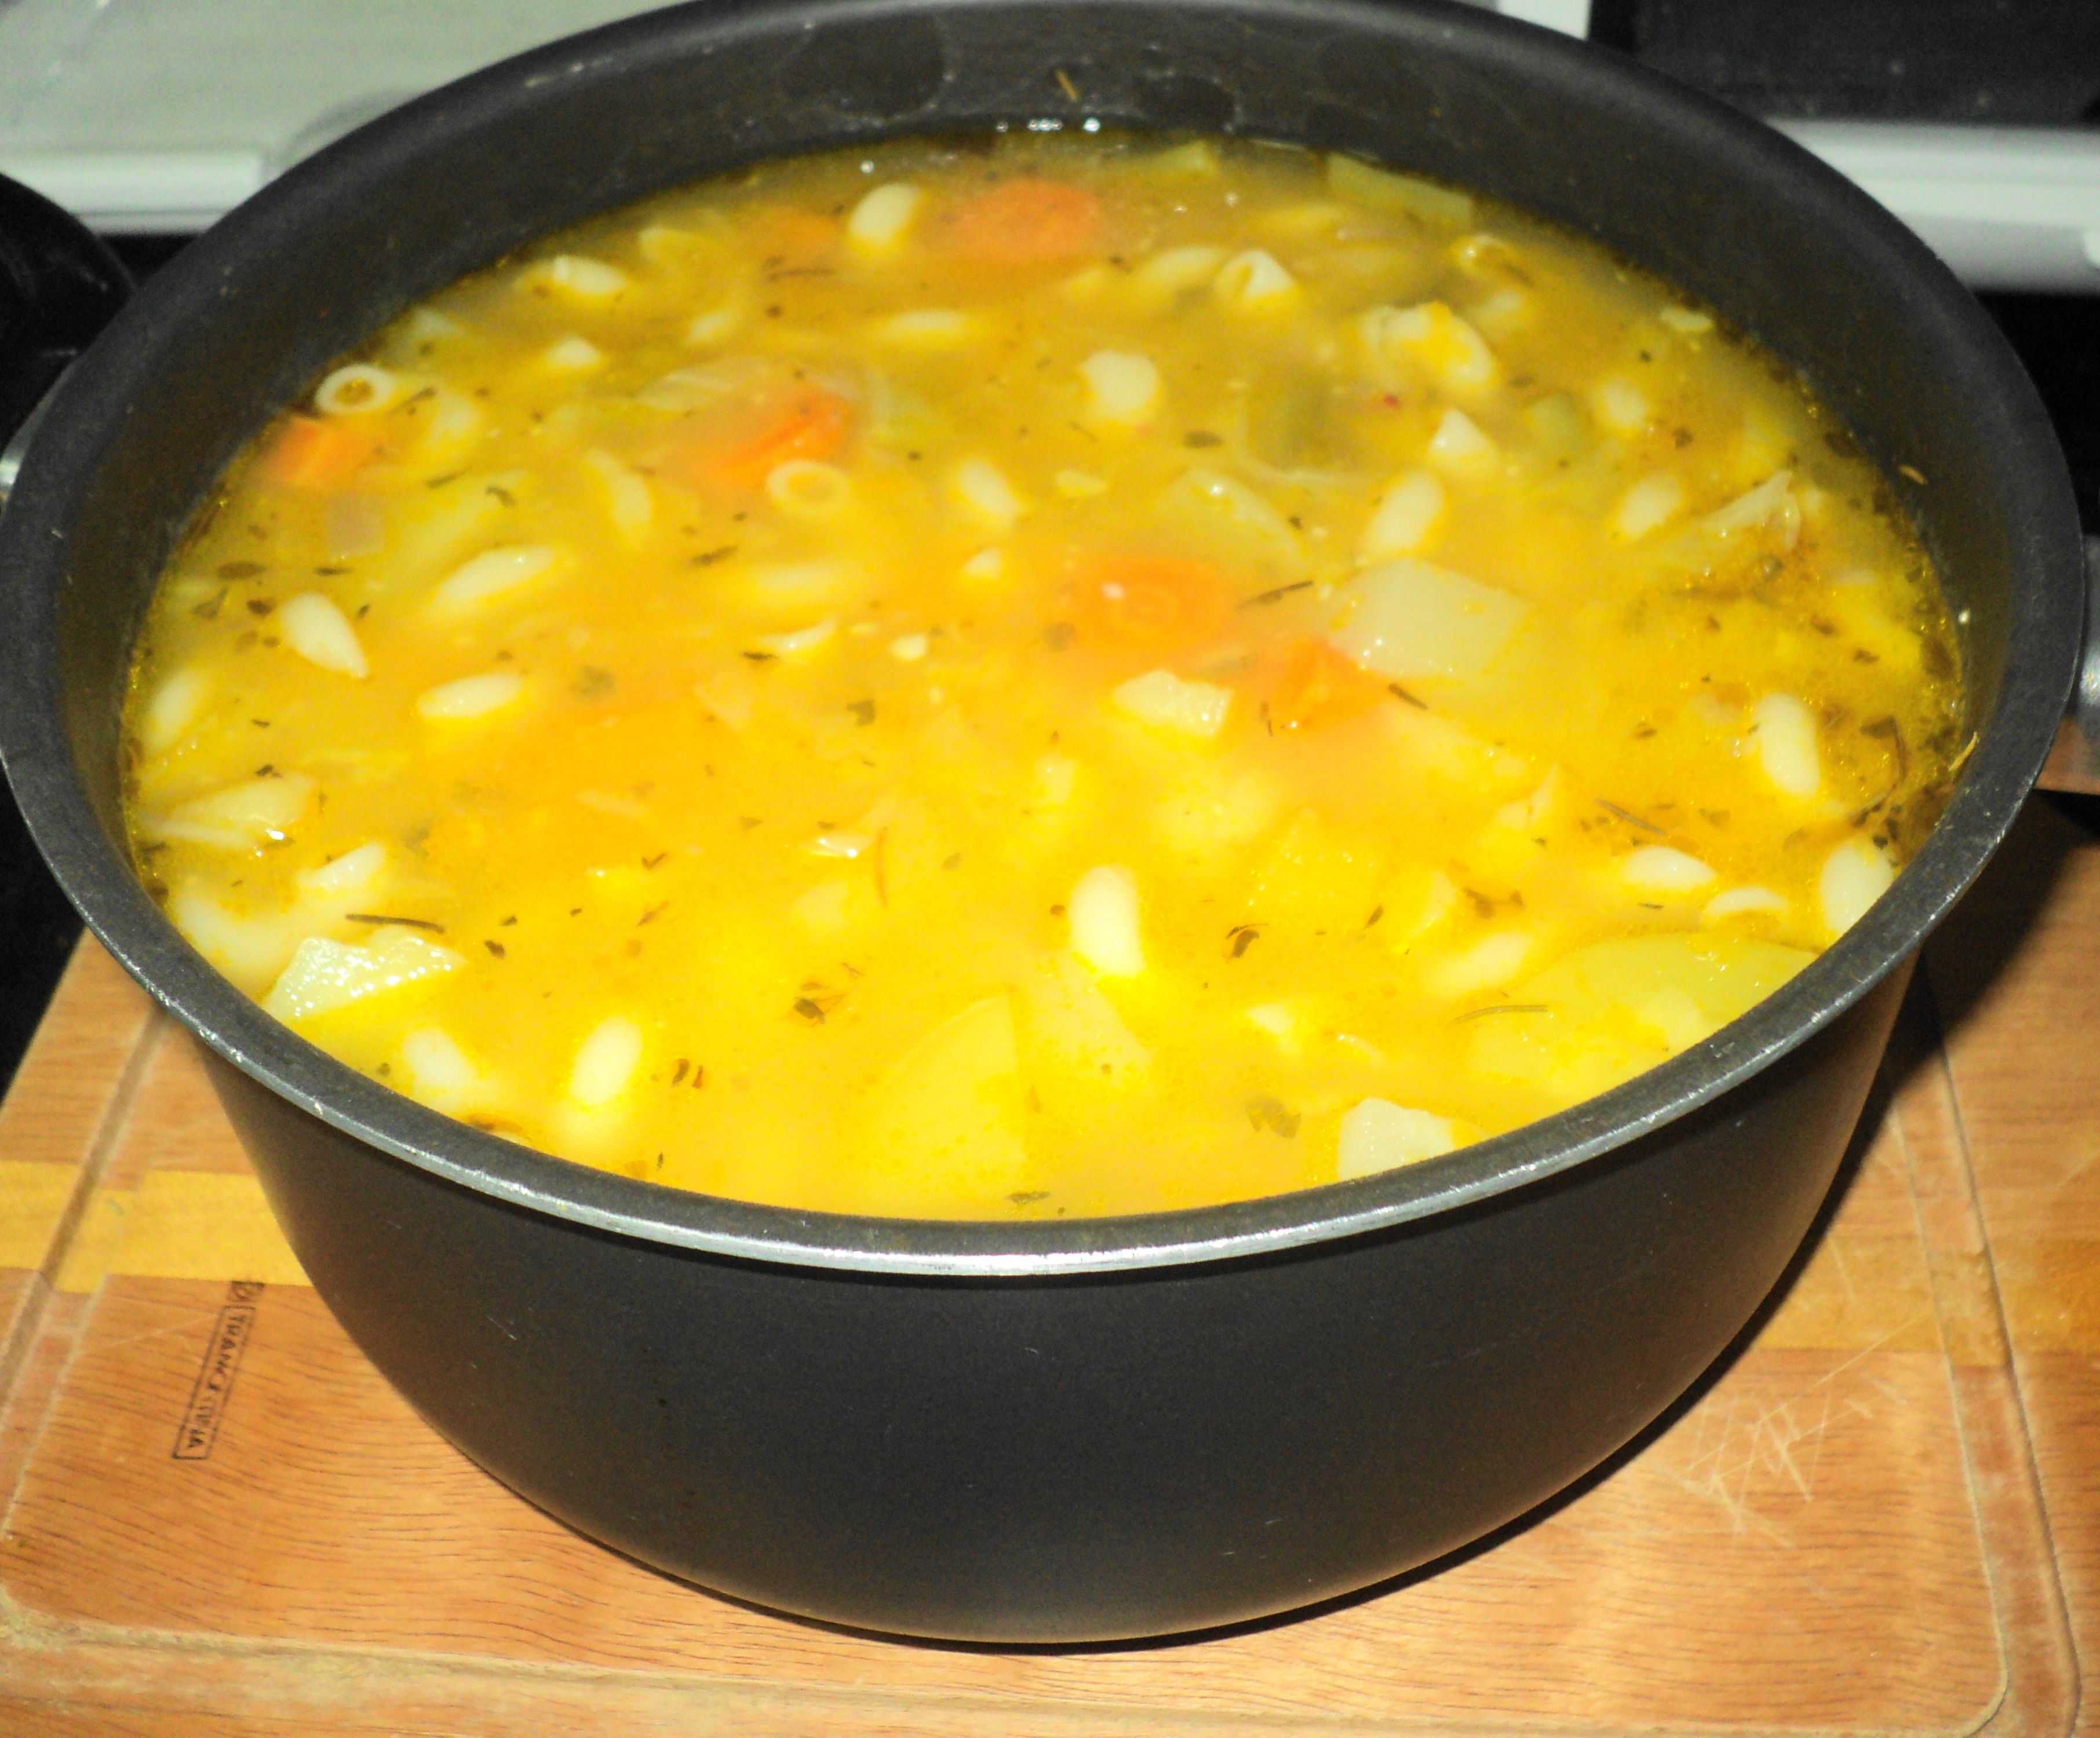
<box><xmin>0</xmin><ymin>0</ymin><xmax>2082</xmax><ymax>1277</ymax></box>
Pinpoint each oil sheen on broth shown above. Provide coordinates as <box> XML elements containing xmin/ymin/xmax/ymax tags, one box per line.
<box><xmin>123</xmin><ymin>134</ymin><xmax>1963</xmax><ymax>1219</ymax></box>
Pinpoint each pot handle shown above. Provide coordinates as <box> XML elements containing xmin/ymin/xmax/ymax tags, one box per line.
<box><xmin>0</xmin><ymin>171</ymin><xmax>133</xmax><ymax>511</ymax></box>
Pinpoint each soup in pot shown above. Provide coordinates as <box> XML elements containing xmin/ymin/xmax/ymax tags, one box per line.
<box><xmin>122</xmin><ymin>132</ymin><xmax>1963</xmax><ymax>1217</ymax></box>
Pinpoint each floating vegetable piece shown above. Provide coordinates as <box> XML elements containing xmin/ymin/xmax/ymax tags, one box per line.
<box><xmin>1337</xmin><ymin>1099</ymin><xmax>1460</xmax><ymax>1180</ymax></box>
<box><xmin>1069</xmin><ymin>866</ymin><xmax>1144</xmax><ymax>976</ymax></box>
<box><xmin>1330</xmin><ymin>557</ymin><xmax>1528</xmax><ymax>683</ymax></box>
<box><xmin>265</xmin><ymin>929</ymin><xmax>464</xmax><ymax>1023</ymax></box>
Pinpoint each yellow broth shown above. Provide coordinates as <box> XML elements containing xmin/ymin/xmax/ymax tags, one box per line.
<box><xmin>123</xmin><ymin>133</ymin><xmax>1963</xmax><ymax>1218</ymax></box>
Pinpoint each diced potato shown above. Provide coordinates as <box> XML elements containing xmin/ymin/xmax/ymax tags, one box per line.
<box><xmin>1015</xmin><ymin>952</ymin><xmax>1152</xmax><ymax>1108</ymax></box>
<box><xmin>750</xmin><ymin>618</ymin><xmax>837</xmax><ymax>658</ymax></box>
<box><xmin>1130</xmin><ymin>244</ymin><xmax>1227</xmax><ymax>305</ymax></box>
<box><xmin>1821</xmin><ymin>837</ymin><xmax>1894</xmax><ymax>937</ymax></box>
<box><xmin>1070</xmin><ymin>866</ymin><xmax>1144</xmax><ymax>976</ymax></box>
<box><xmin>1157</xmin><ymin>466</ymin><xmax>1304</xmax><ymax>577</ymax></box>
<box><xmin>1659</xmin><ymin>305</ymin><xmax>1713</xmax><ymax>334</ymax></box>
<box><xmin>1055</xmin><ymin>468</ymin><xmax>1107</xmax><ymax>498</ymax></box>
<box><xmin>1426</xmin><ymin>406</ymin><xmax>1498</xmax><ymax>478</ymax></box>
<box><xmin>1331</xmin><ymin>557</ymin><xmax>1528</xmax><ymax>683</ymax></box>
<box><xmin>1245</xmin><ymin>809</ymin><xmax>1390</xmax><ymax>937</ymax></box>
<box><xmin>167</xmin><ymin>883</ymin><xmax>308</xmax><ymax>988</ymax></box>
<box><xmin>1114</xmin><ymin>670</ymin><xmax>1233</xmax><ymax>739</ymax></box>
<box><xmin>1337</xmin><ymin>1099</ymin><xmax>1459</xmax><ymax>1180</ymax></box>
<box><xmin>1470</xmin><ymin>934</ymin><xmax>1813</xmax><ymax>1106</ymax></box>
<box><xmin>1360</xmin><ymin>469</ymin><xmax>1445</xmax><ymax>560</ymax></box>
<box><xmin>861</xmin><ymin>996</ymin><xmax>1029</xmax><ymax>1208</ymax></box>
<box><xmin>1154</xmin><ymin>765</ymin><xmax>1281</xmax><ymax>859</ymax></box>
<box><xmin>264</xmin><ymin>930</ymin><xmax>464</xmax><ymax>1023</ymax></box>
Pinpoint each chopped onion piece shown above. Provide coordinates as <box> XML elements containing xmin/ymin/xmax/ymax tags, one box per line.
<box><xmin>1332</xmin><ymin>557</ymin><xmax>1527</xmax><ymax>682</ymax></box>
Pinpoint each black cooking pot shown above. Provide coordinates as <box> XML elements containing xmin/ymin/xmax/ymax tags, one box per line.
<box><xmin>0</xmin><ymin>0</ymin><xmax>2083</xmax><ymax>1645</ymax></box>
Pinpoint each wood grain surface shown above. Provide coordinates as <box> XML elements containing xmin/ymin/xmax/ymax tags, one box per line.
<box><xmin>0</xmin><ymin>802</ymin><xmax>2092</xmax><ymax>1736</ymax></box>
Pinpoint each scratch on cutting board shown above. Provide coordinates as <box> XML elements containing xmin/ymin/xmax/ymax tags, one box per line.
<box><xmin>1660</xmin><ymin>1326</ymin><xmax>1921</xmax><ymax>1540</ymax></box>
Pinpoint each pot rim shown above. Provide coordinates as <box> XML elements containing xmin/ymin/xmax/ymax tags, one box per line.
<box><xmin>0</xmin><ymin>0</ymin><xmax>2082</xmax><ymax>1277</ymax></box>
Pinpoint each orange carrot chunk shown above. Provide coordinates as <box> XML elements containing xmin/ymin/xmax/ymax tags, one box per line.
<box><xmin>258</xmin><ymin>416</ymin><xmax>372</xmax><ymax>490</ymax></box>
<box><xmin>1258</xmin><ymin>638</ymin><xmax>1388</xmax><ymax>732</ymax></box>
<box><xmin>703</xmin><ymin>386</ymin><xmax>853</xmax><ymax>491</ymax></box>
<box><xmin>1071</xmin><ymin>556</ymin><xmax>1233</xmax><ymax>653</ymax></box>
<box><xmin>945</xmin><ymin>178</ymin><xmax>1104</xmax><ymax>264</ymax></box>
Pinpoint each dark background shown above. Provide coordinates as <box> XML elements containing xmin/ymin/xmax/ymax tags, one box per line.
<box><xmin>4</xmin><ymin>3</ymin><xmax>2098</xmax><ymax>1091</ymax></box>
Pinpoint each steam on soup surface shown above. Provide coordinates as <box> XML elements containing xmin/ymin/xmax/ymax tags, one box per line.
<box><xmin>125</xmin><ymin>133</ymin><xmax>1962</xmax><ymax>1218</ymax></box>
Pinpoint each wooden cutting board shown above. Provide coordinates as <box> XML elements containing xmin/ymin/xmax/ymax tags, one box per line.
<box><xmin>0</xmin><ymin>800</ymin><xmax>2094</xmax><ymax>1738</ymax></box>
